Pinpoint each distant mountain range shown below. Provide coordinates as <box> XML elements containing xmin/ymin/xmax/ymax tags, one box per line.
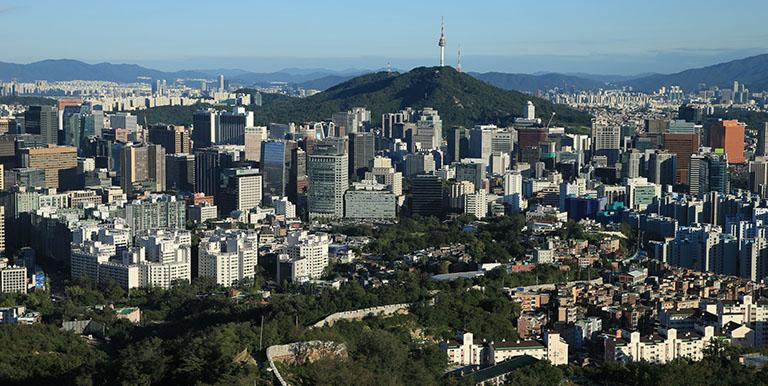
<box><xmin>620</xmin><ymin>54</ymin><xmax>768</xmax><ymax>92</ymax></box>
<box><xmin>4</xmin><ymin>54</ymin><xmax>768</xmax><ymax>93</ymax></box>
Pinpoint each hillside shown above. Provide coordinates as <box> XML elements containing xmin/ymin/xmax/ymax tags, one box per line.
<box><xmin>250</xmin><ymin>66</ymin><xmax>592</xmax><ymax>128</ymax></box>
<box><xmin>471</xmin><ymin>71</ymin><xmax>605</xmax><ymax>92</ymax></box>
<box><xmin>137</xmin><ymin>67</ymin><xmax>591</xmax><ymax>128</ymax></box>
<box><xmin>625</xmin><ymin>53</ymin><xmax>768</xmax><ymax>92</ymax></box>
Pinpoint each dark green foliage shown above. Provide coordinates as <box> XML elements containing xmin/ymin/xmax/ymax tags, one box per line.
<box><xmin>134</xmin><ymin>103</ymin><xmax>215</xmax><ymax>126</ymax></box>
<box><xmin>0</xmin><ymin>324</ymin><xmax>106</xmax><ymax>385</ymax></box>
<box><xmin>137</xmin><ymin>67</ymin><xmax>592</xmax><ymax>129</ymax></box>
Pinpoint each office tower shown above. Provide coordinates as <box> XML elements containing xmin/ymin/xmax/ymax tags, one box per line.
<box><xmin>524</xmin><ymin>101</ymin><xmax>535</xmax><ymax>120</ymax></box>
<box><xmin>0</xmin><ymin>117</ymin><xmax>15</xmax><ymax>135</ymax></box>
<box><xmin>404</xmin><ymin>152</ymin><xmax>436</xmax><ymax>176</ymax></box>
<box><xmin>218</xmin><ymin>168</ymin><xmax>262</xmax><ymax>215</ymax></box>
<box><xmin>19</xmin><ymin>145</ymin><xmax>77</xmax><ymax>190</ymax></box>
<box><xmin>647</xmin><ymin>150</ymin><xmax>677</xmax><ymax>187</ymax></box>
<box><xmin>198</xmin><ymin>229</ymin><xmax>258</xmax><ymax>287</ymax></box>
<box><xmin>192</xmin><ymin>110</ymin><xmax>217</xmax><ymax>149</ymax></box>
<box><xmin>591</xmin><ymin>120</ymin><xmax>621</xmax><ymax>164</ymax></box>
<box><xmin>411</xmin><ymin>174</ymin><xmax>444</xmax><ymax>218</ymax></box>
<box><xmin>244</xmin><ymin>126</ymin><xmax>267</xmax><ymax>161</ymax></box>
<box><xmin>344</xmin><ymin>180</ymin><xmax>397</xmax><ymax>220</ymax></box>
<box><xmin>194</xmin><ymin>148</ymin><xmax>223</xmax><ymax>196</ymax></box>
<box><xmin>644</xmin><ymin>119</ymin><xmax>669</xmax><ymax>133</ymax></box>
<box><xmin>307</xmin><ymin>145</ymin><xmax>347</xmax><ymax>219</ymax></box>
<box><xmin>271</xmin><ymin>196</ymin><xmax>296</xmax><ymax>218</ymax></box>
<box><xmin>348</xmin><ymin>132</ymin><xmax>375</xmax><ymax>177</ymax></box>
<box><xmin>120</xmin><ymin>143</ymin><xmax>166</xmax><ymax>193</ymax></box>
<box><xmin>289</xmin><ymin>146</ymin><xmax>307</xmax><ymax>204</ymax></box>
<box><xmin>757</xmin><ymin>123</ymin><xmax>768</xmax><ymax>157</ymax></box>
<box><xmin>286</xmin><ymin>231</ymin><xmax>330</xmax><ymax>280</ymax></box>
<box><xmin>24</xmin><ymin>105</ymin><xmax>58</xmax><ymax>144</ymax></box>
<box><xmin>503</xmin><ymin>171</ymin><xmax>525</xmax><ymax>211</ymax></box>
<box><xmin>678</xmin><ymin>105</ymin><xmax>706</xmax><ymax>124</ymax></box>
<box><xmin>668</xmin><ymin>120</ymin><xmax>696</xmax><ymax>134</ymax></box>
<box><xmin>366</xmin><ymin>156</ymin><xmax>403</xmax><ymax>197</ymax></box>
<box><xmin>332</xmin><ymin>107</ymin><xmax>370</xmax><ymax>135</ymax></box>
<box><xmin>446</xmin><ymin>127</ymin><xmax>466</xmax><ymax>165</ymax></box>
<box><xmin>261</xmin><ymin>140</ymin><xmax>296</xmax><ymax>200</ymax></box>
<box><xmin>61</xmin><ymin>104</ymin><xmax>82</xmax><ymax>147</ymax></box>
<box><xmin>218</xmin><ymin>107</ymin><xmax>254</xmax><ymax>145</ymax></box>
<box><xmin>625</xmin><ymin>177</ymin><xmax>661</xmax><ymax>211</ymax></box>
<box><xmin>621</xmin><ymin>150</ymin><xmax>643</xmax><ymax>179</ymax></box>
<box><xmin>218</xmin><ymin>74</ymin><xmax>225</xmax><ymax>93</ymax></box>
<box><xmin>751</xmin><ymin>157</ymin><xmax>768</xmax><ymax>197</ymax></box>
<box><xmin>82</xmin><ymin>108</ymin><xmax>105</xmax><ymax>138</ymax></box>
<box><xmin>165</xmin><ymin>153</ymin><xmax>195</xmax><ymax>192</ymax></box>
<box><xmin>456</xmin><ymin>161</ymin><xmax>485</xmax><ymax>191</ymax></box>
<box><xmin>663</xmin><ymin>133</ymin><xmax>700</xmax><ymax>185</ymax></box>
<box><xmin>469</xmin><ymin>125</ymin><xmax>494</xmax><ymax>163</ymax></box>
<box><xmin>382</xmin><ymin>111</ymin><xmax>409</xmax><ymax>138</ymax></box>
<box><xmin>413</xmin><ymin>108</ymin><xmax>442</xmax><ymax>150</ymax></box>
<box><xmin>516</xmin><ymin>128</ymin><xmax>548</xmax><ymax>159</ymax></box>
<box><xmin>109</xmin><ymin>112</ymin><xmax>138</xmax><ymax>133</ymax></box>
<box><xmin>708</xmin><ymin>120</ymin><xmax>745</xmax><ymax>164</ymax></box>
<box><xmin>0</xmin><ymin>206</ymin><xmax>4</xmax><ymax>255</ymax></box>
<box><xmin>148</xmin><ymin>125</ymin><xmax>191</xmax><ymax>154</ymax></box>
<box><xmin>490</xmin><ymin>152</ymin><xmax>511</xmax><ymax>175</ymax></box>
<box><xmin>689</xmin><ymin>154</ymin><xmax>708</xmax><ymax>197</ymax></box>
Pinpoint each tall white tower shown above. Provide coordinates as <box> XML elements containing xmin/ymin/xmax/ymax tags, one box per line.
<box><xmin>438</xmin><ymin>17</ymin><xmax>446</xmax><ymax>67</ymax></box>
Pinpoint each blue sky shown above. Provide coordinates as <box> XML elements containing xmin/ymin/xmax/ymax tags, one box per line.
<box><xmin>2</xmin><ymin>0</ymin><xmax>768</xmax><ymax>74</ymax></box>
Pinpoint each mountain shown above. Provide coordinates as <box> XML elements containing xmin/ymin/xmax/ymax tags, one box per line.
<box><xmin>296</xmin><ymin>74</ymin><xmax>358</xmax><ymax>91</ymax></box>
<box><xmin>246</xmin><ymin>66</ymin><xmax>592</xmax><ymax>128</ymax></box>
<box><xmin>0</xmin><ymin>59</ymin><xmax>209</xmax><ymax>82</ymax></box>
<box><xmin>564</xmin><ymin>72</ymin><xmax>656</xmax><ymax>83</ymax></box>
<box><xmin>470</xmin><ymin>71</ymin><xmax>605</xmax><ymax>92</ymax></box>
<box><xmin>625</xmin><ymin>53</ymin><xmax>768</xmax><ymax>91</ymax></box>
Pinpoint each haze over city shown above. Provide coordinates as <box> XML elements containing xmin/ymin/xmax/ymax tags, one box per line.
<box><xmin>2</xmin><ymin>0</ymin><xmax>768</xmax><ymax>74</ymax></box>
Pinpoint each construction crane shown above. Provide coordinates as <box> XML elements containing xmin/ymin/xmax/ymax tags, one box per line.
<box><xmin>545</xmin><ymin>112</ymin><xmax>556</xmax><ymax>130</ymax></box>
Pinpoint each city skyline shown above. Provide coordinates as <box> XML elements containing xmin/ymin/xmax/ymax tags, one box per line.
<box><xmin>2</xmin><ymin>0</ymin><xmax>768</xmax><ymax>75</ymax></box>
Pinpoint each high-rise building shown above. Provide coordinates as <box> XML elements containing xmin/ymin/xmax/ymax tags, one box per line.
<box><xmin>647</xmin><ymin>150</ymin><xmax>677</xmax><ymax>187</ymax></box>
<box><xmin>198</xmin><ymin>229</ymin><xmax>258</xmax><ymax>287</ymax></box>
<box><xmin>0</xmin><ymin>206</ymin><xmax>4</xmax><ymax>255</ymax></box>
<box><xmin>344</xmin><ymin>180</ymin><xmax>397</xmax><ymax>220</ymax></box>
<box><xmin>592</xmin><ymin>120</ymin><xmax>621</xmax><ymax>164</ymax></box>
<box><xmin>307</xmin><ymin>144</ymin><xmax>347</xmax><ymax>219</ymax></box>
<box><xmin>411</xmin><ymin>174</ymin><xmax>444</xmax><ymax>218</ymax></box>
<box><xmin>125</xmin><ymin>194</ymin><xmax>186</xmax><ymax>234</ymax></box>
<box><xmin>621</xmin><ymin>150</ymin><xmax>643</xmax><ymax>179</ymax></box>
<box><xmin>365</xmin><ymin>156</ymin><xmax>403</xmax><ymax>197</ymax></box>
<box><xmin>332</xmin><ymin>107</ymin><xmax>370</xmax><ymax>135</ymax></box>
<box><xmin>24</xmin><ymin>105</ymin><xmax>58</xmax><ymax>144</ymax></box>
<box><xmin>218</xmin><ymin>107</ymin><xmax>254</xmax><ymax>145</ymax></box>
<box><xmin>751</xmin><ymin>157</ymin><xmax>768</xmax><ymax>198</ymax></box>
<box><xmin>690</xmin><ymin>151</ymin><xmax>729</xmax><ymax>197</ymax></box>
<box><xmin>413</xmin><ymin>108</ymin><xmax>442</xmax><ymax>150</ymax></box>
<box><xmin>218</xmin><ymin>168</ymin><xmax>262</xmax><ymax>215</ymax></box>
<box><xmin>757</xmin><ymin>123</ymin><xmax>768</xmax><ymax>157</ymax></box>
<box><xmin>244</xmin><ymin>126</ymin><xmax>267</xmax><ymax>161</ymax></box>
<box><xmin>148</xmin><ymin>125</ymin><xmax>191</xmax><ymax>154</ymax></box>
<box><xmin>446</xmin><ymin>126</ymin><xmax>466</xmax><ymax>165</ymax></box>
<box><xmin>524</xmin><ymin>101</ymin><xmax>536</xmax><ymax>120</ymax></box>
<box><xmin>120</xmin><ymin>143</ymin><xmax>166</xmax><ymax>193</ymax></box>
<box><xmin>165</xmin><ymin>153</ymin><xmax>195</xmax><ymax>192</ymax></box>
<box><xmin>192</xmin><ymin>110</ymin><xmax>217</xmax><ymax>149</ymax></box>
<box><xmin>663</xmin><ymin>133</ymin><xmax>700</xmax><ymax>185</ymax></box>
<box><xmin>261</xmin><ymin>140</ymin><xmax>294</xmax><ymax>200</ymax></box>
<box><xmin>348</xmin><ymin>132</ymin><xmax>375</xmax><ymax>177</ymax></box>
<box><xmin>218</xmin><ymin>74</ymin><xmax>225</xmax><ymax>93</ymax></box>
<box><xmin>708</xmin><ymin>120</ymin><xmax>745</xmax><ymax>164</ymax></box>
<box><xmin>286</xmin><ymin>231</ymin><xmax>330</xmax><ymax>281</ymax></box>
<box><xmin>19</xmin><ymin>145</ymin><xmax>77</xmax><ymax>190</ymax></box>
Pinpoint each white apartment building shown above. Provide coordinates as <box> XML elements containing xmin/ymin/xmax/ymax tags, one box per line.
<box><xmin>286</xmin><ymin>231</ymin><xmax>330</xmax><ymax>281</ymax></box>
<box><xmin>198</xmin><ymin>229</ymin><xmax>258</xmax><ymax>286</ymax></box>
<box><xmin>442</xmin><ymin>331</ymin><xmax>568</xmax><ymax>367</ymax></box>
<box><xmin>604</xmin><ymin>327</ymin><xmax>716</xmax><ymax>364</ymax></box>
<box><xmin>717</xmin><ymin>295</ymin><xmax>768</xmax><ymax>346</ymax></box>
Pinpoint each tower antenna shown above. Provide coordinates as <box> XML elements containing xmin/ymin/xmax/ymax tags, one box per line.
<box><xmin>457</xmin><ymin>44</ymin><xmax>462</xmax><ymax>72</ymax></box>
<box><xmin>438</xmin><ymin>17</ymin><xmax>446</xmax><ymax>67</ymax></box>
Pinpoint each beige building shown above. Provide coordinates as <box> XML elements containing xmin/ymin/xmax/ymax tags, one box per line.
<box><xmin>0</xmin><ymin>265</ymin><xmax>27</xmax><ymax>293</ymax></box>
<box><xmin>19</xmin><ymin>145</ymin><xmax>77</xmax><ymax>190</ymax></box>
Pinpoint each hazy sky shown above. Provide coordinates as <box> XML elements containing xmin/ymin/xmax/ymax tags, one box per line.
<box><xmin>2</xmin><ymin>0</ymin><xmax>767</xmax><ymax>74</ymax></box>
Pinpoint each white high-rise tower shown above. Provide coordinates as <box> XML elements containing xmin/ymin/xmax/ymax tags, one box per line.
<box><xmin>438</xmin><ymin>18</ymin><xmax>446</xmax><ymax>67</ymax></box>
